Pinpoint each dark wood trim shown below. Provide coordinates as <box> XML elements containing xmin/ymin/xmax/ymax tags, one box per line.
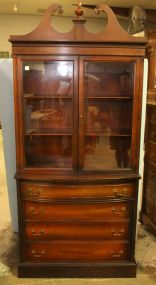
<box><xmin>18</xmin><ymin>262</ymin><xmax>136</xmax><ymax>278</ymax></box>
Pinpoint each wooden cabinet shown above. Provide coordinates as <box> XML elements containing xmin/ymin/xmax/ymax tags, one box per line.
<box><xmin>141</xmin><ymin>103</ymin><xmax>156</xmax><ymax>235</ymax></box>
<box><xmin>9</xmin><ymin>3</ymin><xmax>146</xmax><ymax>278</ymax></box>
<box><xmin>141</xmin><ymin>31</ymin><xmax>156</xmax><ymax>236</ymax></box>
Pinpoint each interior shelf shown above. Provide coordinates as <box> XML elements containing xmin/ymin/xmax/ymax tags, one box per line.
<box><xmin>24</xmin><ymin>94</ymin><xmax>72</xmax><ymax>99</ymax></box>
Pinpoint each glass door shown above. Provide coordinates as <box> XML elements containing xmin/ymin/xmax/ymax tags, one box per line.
<box><xmin>79</xmin><ymin>58</ymin><xmax>135</xmax><ymax>171</ymax></box>
<box><xmin>22</xmin><ymin>58</ymin><xmax>78</xmax><ymax>169</ymax></box>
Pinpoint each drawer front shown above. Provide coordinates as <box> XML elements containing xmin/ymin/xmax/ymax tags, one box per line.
<box><xmin>21</xmin><ymin>183</ymin><xmax>134</xmax><ymax>200</ymax></box>
<box><xmin>26</xmin><ymin>241</ymin><xmax>129</xmax><ymax>262</ymax></box>
<box><xmin>148</xmin><ymin>142</ymin><xmax>156</xmax><ymax>164</ymax></box>
<box><xmin>149</xmin><ymin>123</ymin><xmax>156</xmax><ymax>143</ymax></box>
<box><xmin>23</xmin><ymin>201</ymin><xmax>131</xmax><ymax>221</ymax></box>
<box><xmin>25</xmin><ymin>220</ymin><xmax>130</xmax><ymax>241</ymax></box>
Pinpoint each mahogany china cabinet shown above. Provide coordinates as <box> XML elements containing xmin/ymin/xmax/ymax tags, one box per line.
<box><xmin>9</xmin><ymin>3</ymin><xmax>146</xmax><ymax>278</ymax></box>
<box><xmin>141</xmin><ymin>31</ymin><xmax>156</xmax><ymax>236</ymax></box>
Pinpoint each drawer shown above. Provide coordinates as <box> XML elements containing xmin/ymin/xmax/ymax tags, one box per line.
<box><xmin>149</xmin><ymin>123</ymin><xmax>156</xmax><ymax>143</ymax></box>
<box><xmin>25</xmin><ymin>220</ymin><xmax>130</xmax><ymax>241</ymax></box>
<box><xmin>148</xmin><ymin>142</ymin><xmax>156</xmax><ymax>164</ymax></box>
<box><xmin>23</xmin><ymin>201</ymin><xmax>131</xmax><ymax>221</ymax></box>
<box><xmin>25</xmin><ymin>241</ymin><xmax>129</xmax><ymax>262</ymax></box>
<box><xmin>21</xmin><ymin>182</ymin><xmax>134</xmax><ymax>200</ymax></box>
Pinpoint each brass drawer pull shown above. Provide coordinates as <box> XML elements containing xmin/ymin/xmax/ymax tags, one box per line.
<box><xmin>28</xmin><ymin>188</ymin><xmax>42</xmax><ymax>197</ymax></box>
<box><xmin>111</xmin><ymin>228</ymin><xmax>124</xmax><ymax>237</ymax></box>
<box><xmin>31</xmin><ymin>249</ymin><xmax>46</xmax><ymax>258</ymax></box>
<box><xmin>111</xmin><ymin>250</ymin><xmax>124</xmax><ymax>258</ymax></box>
<box><xmin>32</xmin><ymin>228</ymin><xmax>45</xmax><ymax>237</ymax></box>
<box><xmin>30</xmin><ymin>207</ymin><xmax>44</xmax><ymax>215</ymax></box>
<box><xmin>112</xmin><ymin>207</ymin><xmax>126</xmax><ymax>215</ymax></box>
<box><xmin>113</xmin><ymin>187</ymin><xmax>128</xmax><ymax>197</ymax></box>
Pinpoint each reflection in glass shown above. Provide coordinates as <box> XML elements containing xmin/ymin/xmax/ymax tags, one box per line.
<box><xmin>25</xmin><ymin>135</ymin><xmax>72</xmax><ymax>168</ymax></box>
<box><xmin>84</xmin><ymin>135</ymin><xmax>131</xmax><ymax>170</ymax></box>
<box><xmin>85</xmin><ymin>99</ymin><xmax>132</xmax><ymax>136</ymax></box>
<box><xmin>84</xmin><ymin>62</ymin><xmax>134</xmax><ymax>97</ymax></box>
<box><xmin>23</xmin><ymin>61</ymin><xmax>73</xmax><ymax>96</ymax></box>
<box><xmin>24</xmin><ymin>98</ymin><xmax>72</xmax><ymax>134</ymax></box>
<box><xmin>22</xmin><ymin>60</ymin><xmax>74</xmax><ymax>169</ymax></box>
<box><xmin>83</xmin><ymin>61</ymin><xmax>134</xmax><ymax>170</ymax></box>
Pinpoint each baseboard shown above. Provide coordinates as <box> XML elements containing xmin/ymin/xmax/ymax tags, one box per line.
<box><xmin>18</xmin><ymin>262</ymin><xmax>137</xmax><ymax>278</ymax></box>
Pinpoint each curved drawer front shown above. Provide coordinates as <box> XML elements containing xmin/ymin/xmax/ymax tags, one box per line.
<box><xmin>25</xmin><ymin>220</ymin><xmax>130</xmax><ymax>241</ymax></box>
<box><xmin>26</xmin><ymin>241</ymin><xmax>129</xmax><ymax>262</ymax></box>
<box><xmin>23</xmin><ymin>201</ymin><xmax>131</xmax><ymax>221</ymax></box>
<box><xmin>21</xmin><ymin>183</ymin><xmax>134</xmax><ymax>200</ymax></box>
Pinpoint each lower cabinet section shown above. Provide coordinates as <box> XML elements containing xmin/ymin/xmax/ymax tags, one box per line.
<box><xmin>18</xmin><ymin>180</ymin><xmax>137</xmax><ymax>277</ymax></box>
<box><xmin>25</xmin><ymin>241</ymin><xmax>129</xmax><ymax>262</ymax></box>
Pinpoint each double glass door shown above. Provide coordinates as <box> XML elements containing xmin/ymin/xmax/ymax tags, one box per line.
<box><xmin>22</xmin><ymin>56</ymin><xmax>135</xmax><ymax>171</ymax></box>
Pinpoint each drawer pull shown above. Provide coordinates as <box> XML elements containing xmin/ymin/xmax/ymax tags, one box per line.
<box><xmin>112</xmin><ymin>207</ymin><xmax>126</xmax><ymax>215</ymax></box>
<box><xmin>30</xmin><ymin>207</ymin><xmax>44</xmax><ymax>215</ymax></box>
<box><xmin>31</xmin><ymin>249</ymin><xmax>46</xmax><ymax>258</ymax></box>
<box><xmin>111</xmin><ymin>250</ymin><xmax>124</xmax><ymax>258</ymax></box>
<box><xmin>28</xmin><ymin>188</ymin><xmax>42</xmax><ymax>197</ymax></box>
<box><xmin>111</xmin><ymin>228</ymin><xmax>124</xmax><ymax>237</ymax></box>
<box><xmin>113</xmin><ymin>187</ymin><xmax>128</xmax><ymax>197</ymax></box>
<box><xmin>32</xmin><ymin>228</ymin><xmax>45</xmax><ymax>237</ymax></box>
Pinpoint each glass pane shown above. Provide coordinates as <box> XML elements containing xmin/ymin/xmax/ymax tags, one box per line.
<box><xmin>84</xmin><ymin>62</ymin><xmax>133</xmax><ymax>97</ymax></box>
<box><xmin>22</xmin><ymin>60</ymin><xmax>73</xmax><ymax>168</ymax></box>
<box><xmin>23</xmin><ymin>61</ymin><xmax>73</xmax><ymax>96</ymax></box>
<box><xmin>24</xmin><ymin>98</ymin><xmax>72</xmax><ymax>134</ymax></box>
<box><xmin>25</xmin><ymin>135</ymin><xmax>72</xmax><ymax>168</ymax></box>
<box><xmin>85</xmin><ymin>99</ymin><xmax>132</xmax><ymax>135</ymax></box>
<box><xmin>84</xmin><ymin>135</ymin><xmax>131</xmax><ymax>169</ymax></box>
<box><xmin>83</xmin><ymin>61</ymin><xmax>134</xmax><ymax>170</ymax></box>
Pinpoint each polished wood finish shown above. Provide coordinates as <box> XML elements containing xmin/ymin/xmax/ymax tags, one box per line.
<box><xmin>10</xmin><ymin>2</ymin><xmax>146</xmax><ymax>278</ymax></box>
<box><xmin>21</xmin><ymin>183</ymin><xmax>135</xmax><ymax>199</ymax></box>
<box><xmin>141</xmin><ymin>103</ymin><xmax>156</xmax><ymax>236</ymax></box>
<box><xmin>141</xmin><ymin>31</ymin><xmax>156</xmax><ymax>236</ymax></box>
<box><xmin>25</xmin><ymin>220</ymin><xmax>130</xmax><ymax>240</ymax></box>
<box><xmin>26</xmin><ymin>241</ymin><xmax>129</xmax><ymax>262</ymax></box>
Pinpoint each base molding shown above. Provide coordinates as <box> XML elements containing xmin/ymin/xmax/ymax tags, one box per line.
<box><xmin>18</xmin><ymin>262</ymin><xmax>137</xmax><ymax>278</ymax></box>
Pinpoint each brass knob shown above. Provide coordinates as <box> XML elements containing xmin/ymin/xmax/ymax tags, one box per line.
<box><xmin>111</xmin><ymin>250</ymin><xmax>124</xmax><ymax>258</ymax></box>
<box><xmin>30</xmin><ymin>207</ymin><xmax>44</xmax><ymax>215</ymax></box>
<box><xmin>31</xmin><ymin>249</ymin><xmax>46</xmax><ymax>258</ymax></box>
<box><xmin>111</xmin><ymin>228</ymin><xmax>124</xmax><ymax>237</ymax></box>
<box><xmin>112</xmin><ymin>207</ymin><xmax>126</xmax><ymax>215</ymax></box>
<box><xmin>28</xmin><ymin>188</ymin><xmax>42</xmax><ymax>197</ymax></box>
<box><xmin>113</xmin><ymin>187</ymin><xmax>128</xmax><ymax>197</ymax></box>
<box><xmin>31</xmin><ymin>228</ymin><xmax>45</xmax><ymax>237</ymax></box>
